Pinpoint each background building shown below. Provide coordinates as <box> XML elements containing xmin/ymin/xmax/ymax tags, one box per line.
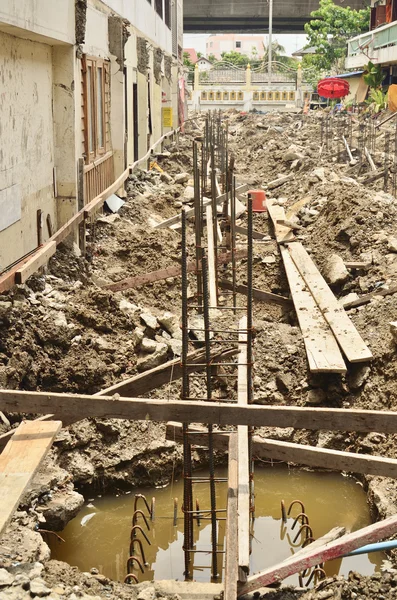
<box><xmin>206</xmin><ymin>34</ymin><xmax>265</xmax><ymax>60</ymax></box>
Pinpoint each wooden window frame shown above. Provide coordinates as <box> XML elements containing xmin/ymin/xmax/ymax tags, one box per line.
<box><xmin>82</xmin><ymin>56</ymin><xmax>109</xmax><ymax>165</ymax></box>
<box><xmin>253</xmin><ymin>91</ymin><xmax>259</xmax><ymax>101</ymax></box>
<box><xmin>260</xmin><ymin>91</ymin><xmax>266</xmax><ymax>100</ymax></box>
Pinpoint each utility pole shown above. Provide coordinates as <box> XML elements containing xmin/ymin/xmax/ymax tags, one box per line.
<box><xmin>268</xmin><ymin>0</ymin><xmax>273</xmax><ymax>85</ymax></box>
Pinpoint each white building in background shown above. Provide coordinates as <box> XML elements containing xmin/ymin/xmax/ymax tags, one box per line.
<box><xmin>0</xmin><ymin>0</ymin><xmax>184</xmax><ymax>269</ymax></box>
<box><xmin>206</xmin><ymin>34</ymin><xmax>265</xmax><ymax>60</ymax></box>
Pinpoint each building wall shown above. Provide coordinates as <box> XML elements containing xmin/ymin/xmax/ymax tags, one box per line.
<box><xmin>0</xmin><ymin>0</ymin><xmax>75</xmax><ymax>44</ymax></box>
<box><xmin>207</xmin><ymin>34</ymin><xmax>264</xmax><ymax>60</ymax></box>
<box><xmin>0</xmin><ymin>31</ymin><xmax>56</xmax><ymax>268</ymax></box>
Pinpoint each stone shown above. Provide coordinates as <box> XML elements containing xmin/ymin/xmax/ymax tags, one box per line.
<box><xmin>53</xmin><ymin>312</ymin><xmax>68</xmax><ymax>328</ymax></box>
<box><xmin>72</xmin><ymin>242</ymin><xmax>82</xmax><ymax>258</ymax></box>
<box><xmin>141</xmin><ymin>338</ymin><xmax>158</xmax><ymax>354</ymax></box>
<box><xmin>329</xmin><ymin>171</ymin><xmax>340</xmax><ymax>183</ymax></box>
<box><xmin>160</xmin><ymin>172</ymin><xmax>173</xmax><ymax>184</ymax></box>
<box><xmin>119</xmin><ymin>299</ymin><xmax>139</xmax><ymax>314</ymax></box>
<box><xmin>390</xmin><ymin>321</ymin><xmax>397</xmax><ymax>343</ymax></box>
<box><xmin>41</xmin><ymin>490</ymin><xmax>84</xmax><ymax>530</ymax></box>
<box><xmin>276</xmin><ymin>373</ymin><xmax>292</xmax><ymax>394</ymax></box>
<box><xmin>158</xmin><ymin>312</ymin><xmax>181</xmax><ymax>339</ymax></box>
<box><xmin>132</xmin><ymin>327</ymin><xmax>145</xmax><ymax>347</ymax></box>
<box><xmin>182</xmin><ymin>186</ymin><xmax>195</xmax><ymax>202</ymax></box>
<box><xmin>174</xmin><ymin>173</ymin><xmax>189</xmax><ymax>184</ymax></box>
<box><xmin>137</xmin><ymin>342</ymin><xmax>168</xmax><ymax>371</ymax></box>
<box><xmin>348</xmin><ymin>365</ymin><xmax>371</xmax><ymax>390</ymax></box>
<box><xmin>137</xmin><ymin>586</ymin><xmax>156</xmax><ymax>600</ymax></box>
<box><xmin>62</xmin><ymin>454</ymin><xmax>94</xmax><ymax>483</ymax></box>
<box><xmin>306</xmin><ymin>388</ymin><xmax>326</xmax><ymax>404</ymax></box>
<box><xmin>387</xmin><ymin>237</ymin><xmax>397</xmax><ymax>253</ymax></box>
<box><xmin>312</xmin><ymin>167</ymin><xmax>326</xmax><ymax>182</ymax></box>
<box><xmin>339</xmin><ymin>292</ymin><xmax>359</xmax><ymax>307</ymax></box>
<box><xmin>283</xmin><ymin>146</ymin><xmax>304</xmax><ymax>162</ymax></box>
<box><xmin>28</xmin><ymin>563</ymin><xmax>44</xmax><ymax>580</ymax></box>
<box><xmin>262</xmin><ymin>255</ymin><xmax>276</xmax><ymax>265</ymax></box>
<box><xmin>30</xmin><ymin>577</ymin><xmax>51</xmax><ymax>596</ymax></box>
<box><xmin>0</xmin><ymin>568</ymin><xmax>14</xmax><ymax>586</ymax></box>
<box><xmin>12</xmin><ymin>573</ymin><xmax>30</xmax><ymax>588</ymax></box>
<box><xmin>167</xmin><ymin>338</ymin><xmax>182</xmax><ymax>356</ymax></box>
<box><xmin>140</xmin><ymin>312</ymin><xmax>158</xmax><ymax>330</ymax></box>
<box><xmin>93</xmin><ymin>337</ymin><xmax>114</xmax><ymax>353</ymax></box>
<box><xmin>323</xmin><ymin>254</ymin><xmax>349</xmax><ymax>286</ymax></box>
<box><xmin>0</xmin><ymin>301</ymin><xmax>12</xmax><ymax>315</ymax></box>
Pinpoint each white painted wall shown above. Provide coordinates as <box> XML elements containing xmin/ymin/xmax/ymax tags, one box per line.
<box><xmin>0</xmin><ymin>0</ymin><xmax>75</xmax><ymax>44</ymax></box>
<box><xmin>83</xmin><ymin>3</ymin><xmax>109</xmax><ymax>58</ymax></box>
<box><xmin>101</xmin><ymin>0</ymin><xmax>172</xmax><ymax>52</ymax></box>
<box><xmin>0</xmin><ymin>31</ymin><xmax>55</xmax><ymax>268</ymax></box>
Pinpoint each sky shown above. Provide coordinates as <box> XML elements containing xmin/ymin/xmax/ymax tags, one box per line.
<box><xmin>183</xmin><ymin>33</ymin><xmax>309</xmax><ymax>57</ymax></box>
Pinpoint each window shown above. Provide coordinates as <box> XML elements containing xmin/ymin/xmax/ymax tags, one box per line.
<box><xmin>237</xmin><ymin>91</ymin><xmax>244</xmax><ymax>100</ymax></box>
<box><xmin>253</xmin><ymin>91</ymin><xmax>259</xmax><ymax>101</ymax></box>
<box><xmin>155</xmin><ymin>0</ymin><xmax>163</xmax><ymax>18</ymax></box>
<box><xmin>289</xmin><ymin>91</ymin><xmax>295</xmax><ymax>101</ymax></box>
<box><xmin>236</xmin><ymin>41</ymin><xmax>241</xmax><ymax>48</ymax></box>
<box><xmin>82</xmin><ymin>56</ymin><xmax>110</xmax><ymax>164</ymax></box>
<box><xmin>223</xmin><ymin>92</ymin><xmax>229</xmax><ymax>100</ymax></box>
<box><xmin>282</xmin><ymin>91</ymin><xmax>288</xmax><ymax>101</ymax></box>
<box><xmin>275</xmin><ymin>92</ymin><xmax>281</xmax><ymax>101</ymax></box>
<box><xmin>216</xmin><ymin>91</ymin><xmax>222</xmax><ymax>100</ymax></box>
<box><xmin>230</xmin><ymin>91</ymin><xmax>236</xmax><ymax>100</ymax></box>
<box><xmin>260</xmin><ymin>91</ymin><xmax>266</xmax><ymax>100</ymax></box>
<box><xmin>268</xmin><ymin>92</ymin><xmax>273</xmax><ymax>100</ymax></box>
<box><xmin>165</xmin><ymin>0</ymin><xmax>171</xmax><ymax>28</ymax></box>
<box><xmin>201</xmin><ymin>91</ymin><xmax>208</xmax><ymax>100</ymax></box>
<box><xmin>209</xmin><ymin>91</ymin><xmax>215</xmax><ymax>100</ymax></box>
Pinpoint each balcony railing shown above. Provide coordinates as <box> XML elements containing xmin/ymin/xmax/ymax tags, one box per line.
<box><xmin>347</xmin><ymin>20</ymin><xmax>397</xmax><ymax>61</ymax></box>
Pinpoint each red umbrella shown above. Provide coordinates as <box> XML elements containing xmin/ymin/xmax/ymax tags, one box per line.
<box><xmin>317</xmin><ymin>78</ymin><xmax>350</xmax><ymax>99</ymax></box>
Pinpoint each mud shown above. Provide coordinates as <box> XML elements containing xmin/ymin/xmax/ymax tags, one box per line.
<box><xmin>1</xmin><ymin>110</ymin><xmax>397</xmax><ymax>598</ymax></box>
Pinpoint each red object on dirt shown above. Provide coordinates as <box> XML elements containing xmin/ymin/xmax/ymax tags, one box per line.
<box><xmin>248</xmin><ymin>189</ymin><xmax>267</xmax><ymax>212</ymax></box>
<box><xmin>317</xmin><ymin>78</ymin><xmax>350</xmax><ymax>99</ymax></box>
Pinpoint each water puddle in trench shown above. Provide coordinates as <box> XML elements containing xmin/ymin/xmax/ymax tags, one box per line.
<box><xmin>49</xmin><ymin>466</ymin><xmax>384</xmax><ymax>585</ymax></box>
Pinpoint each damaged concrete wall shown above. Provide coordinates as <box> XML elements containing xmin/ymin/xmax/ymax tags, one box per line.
<box><xmin>75</xmin><ymin>0</ymin><xmax>88</xmax><ymax>45</ymax></box>
<box><xmin>153</xmin><ymin>48</ymin><xmax>163</xmax><ymax>86</ymax></box>
<box><xmin>137</xmin><ymin>37</ymin><xmax>149</xmax><ymax>75</ymax></box>
<box><xmin>0</xmin><ymin>31</ymin><xmax>56</xmax><ymax>268</ymax></box>
<box><xmin>0</xmin><ymin>0</ymin><xmax>75</xmax><ymax>44</ymax></box>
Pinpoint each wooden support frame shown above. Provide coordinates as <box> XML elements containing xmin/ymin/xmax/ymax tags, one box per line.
<box><xmin>218</xmin><ymin>280</ymin><xmax>292</xmax><ymax>308</ymax></box>
<box><xmin>165</xmin><ymin>423</ymin><xmax>397</xmax><ymax>479</ymax></box>
<box><xmin>288</xmin><ymin>242</ymin><xmax>372</xmax><ymax>363</ymax></box>
<box><xmin>4</xmin><ymin>393</ymin><xmax>397</xmax><ymax>433</ymax></box>
<box><xmin>239</xmin><ymin>513</ymin><xmax>397</xmax><ymax>595</ymax></box>
<box><xmin>0</xmin><ymin>420</ymin><xmax>62</xmax><ymax>535</ymax></box>
<box><xmin>237</xmin><ymin>317</ymin><xmax>250</xmax><ymax>580</ymax></box>
<box><xmin>225</xmin><ymin>433</ymin><xmax>238</xmax><ymax>600</ymax></box>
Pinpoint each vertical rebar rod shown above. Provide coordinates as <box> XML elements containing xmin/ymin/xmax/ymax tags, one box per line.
<box><xmin>181</xmin><ymin>209</ymin><xmax>193</xmax><ymax>579</ymax></box>
<box><xmin>384</xmin><ymin>131</ymin><xmax>390</xmax><ymax>192</ymax></box>
<box><xmin>231</xmin><ymin>176</ymin><xmax>237</xmax><ymax>313</ymax></box>
<box><xmin>247</xmin><ymin>194</ymin><xmax>255</xmax><ymax>523</ymax></box>
<box><xmin>193</xmin><ymin>142</ymin><xmax>203</xmax><ymax>313</ymax></box>
<box><xmin>201</xmin><ymin>254</ymin><xmax>218</xmax><ymax>580</ymax></box>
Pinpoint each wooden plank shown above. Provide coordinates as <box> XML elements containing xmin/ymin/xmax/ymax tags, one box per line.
<box><xmin>15</xmin><ymin>242</ymin><xmax>56</xmax><ymax>285</ymax></box>
<box><xmin>286</xmin><ymin>197</ymin><xmax>311</xmax><ymax>220</ymax></box>
<box><xmin>4</xmin><ymin>391</ymin><xmax>397</xmax><ymax>432</ymax></box>
<box><xmin>280</xmin><ymin>246</ymin><xmax>346</xmax><ymax>373</ymax></box>
<box><xmin>280</xmin><ymin>526</ymin><xmax>346</xmax><ymax>565</ymax></box>
<box><xmin>102</xmin><ymin>249</ymin><xmax>248</xmax><ymax>292</ymax></box>
<box><xmin>288</xmin><ymin>242</ymin><xmax>373</xmax><ymax>363</ymax></box>
<box><xmin>153</xmin><ymin>184</ymin><xmax>250</xmax><ymax>230</ymax></box>
<box><xmin>266</xmin><ymin>198</ymin><xmax>295</xmax><ymax>244</ymax></box>
<box><xmin>239</xmin><ymin>514</ymin><xmax>397</xmax><ymax>595</ymax></box>
<box><xmin>225</xmin><ymin>433</ymin><xmax>238</xmax><ymax>600</ymax></box>
<box><xmin>0</xmin><ymin>420</ymin><xmax>62</xmax><ymax>535</ymax></box>
<box><xmin>206</xmin><ymin>205</ymin><xmax>218</xmax><ymax>308</ymax></box>
<box><xmin>237</xmin><ymin>317</ymin><xmax>250</xmax><ymax>580</ymax></box>
<box><xmin>267</xmin><ymin>174</ymin><xmax>294</xmax><ymax>190</ymax></box>
<box><xmin>166</xmin><ymin>424</ymin><xmax>397</xmax><ymax>479</ymax></box>
<box><xmin>219</xmin><ymin>280</ymin><xmax>292</xmax><ymax>307</ymax></box>
<box><xmin>234</xmin><ymin>225</ymin><xmax>270</xmax><ymax>241</ymax></box>
<box><xmin>343</xmin><ymin>284</ymin><xmax>397</xmax><ymax>310</ymax></box>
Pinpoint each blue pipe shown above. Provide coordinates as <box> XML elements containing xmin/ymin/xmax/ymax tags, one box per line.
<box><xmin>344</xmin><ymin>540</ymin><xmax>397</xmax><ymax>557</ymax></box>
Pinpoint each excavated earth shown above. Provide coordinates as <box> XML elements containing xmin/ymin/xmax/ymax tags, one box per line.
<box><xmin>1</xmin><ymin>110</ymin><xmax>397</xmax><ymax>598</ymax></box>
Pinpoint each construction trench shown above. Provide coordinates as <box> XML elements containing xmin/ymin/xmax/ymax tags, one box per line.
<box><xmin>4</xmin><ymin>110</ymin><xmax>397</xmax><ymax>599</ymax></box>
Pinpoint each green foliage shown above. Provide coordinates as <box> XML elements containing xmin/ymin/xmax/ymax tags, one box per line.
<box><xmin>367</xmin><ymin>88</ymin><xmax>388</xmax><ymax>112</ymax></box>
<box><xmin>183</xmin><ymin>51</ymin><xmax>194</xmax><ymax>68</ymax></box>
<box><xmin>207</xmin><ymin>53</ymin><xmax>217</xmax><ymax>63</ymax></box>
<box><xmin>220</xmin><ymin>51</ymin><xmax>250</xmax><ymax>67</ymax></box>
<box><xmin>363</xmin><ymin>61</ymin><xmax>384</xmax><ymax>89</ymax></box>
<box><xmin>304</xmin><ymin>0</ymin><xmax>370</xmax><ymax>73</ymax></box>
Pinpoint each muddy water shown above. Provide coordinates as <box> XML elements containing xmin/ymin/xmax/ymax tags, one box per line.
<box><xmin>49</xmin><ymin>467</ymin><xmax>384</xmax><ymax>585</ymax></box>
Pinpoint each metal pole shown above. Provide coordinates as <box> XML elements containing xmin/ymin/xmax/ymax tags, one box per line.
<box><xmin>268</xmin><ymin>0</ymin><xmax>273</xmax><ymax>85</ymax></box>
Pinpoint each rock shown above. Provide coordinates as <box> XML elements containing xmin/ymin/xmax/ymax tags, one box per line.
<box><xmin>140</xmin><ymin>313</ymin><xmax>158</xmax><ymax>330</ymax></box>
<box><xmin>167</xmin><ymin>338</ymin><xmax>182</xmax><ymax>356</ymax></box>
<box><xmin>329</xmin><ymin>171</ymin><xmax>340</xmax><ymax>183</ymax></box>
<box><xmin>262</xmin><ymin>255</ymin><xmax>276</xmax><ymax>265</ymax></box>
<box><xmin>174</xmin><ymin>173</ymin><xmax>189</xmax><ymax>184</ymax></box>
<box><xmin>312</xmin><ymin>167</ymin><xmax>326</xmax><ymax>182</ymax></box>
<box><xmin>13</xmin><ymin>573</ymin><xmax>30</xmax><ymax>588</ymax></box>
<box><xmin>339</xmin><ymin>292</ymin><xmax>359</xmax><ymax>307</ymax></box>
<box><xmin>160</xmin><ymin>172</ymin><xmax>173</xmax><ymax>184</ymax></box>
<box><xmin>40</xmin><ymin>490</ymin><xmax>85</xmax><ymax>530</ymax></box>
<box><xmin>137</xmin><ymin>586</ymin><xmax>156</xmax><ymax>600</ymax></box>
<box><xmin>348</xmin><ymin>365</ymin><xmax>371</xmax><ymax>390</ymax></box>
<box><xmin>30</xmin><ymin>577</ymin><xmax>51</xmax><ymax>597</ymax></box>
<box><xmin>182</xmin><ymin>186</ymin><xmax>195</xmax><ymax>202</ymax></box>
<box><xmin>0</xmin><ymin>568</ymin><xmax>14</xmax><ymax>586</ymax></box>
<box><xmin>387</xmin><ymin>237</ymin><xmax>397</xmax><ymax>253</ymax></box>
<box><xmin>323</xmin><ymin>254</ymin><xmax>349</xmax><ymax>286</ymax></box>
<box><xmin>141</xmin><ymin>338</ymin><xmax>158</xmax><ymax>354</ymax></box>
<box><xmin>283</xmin><ymin>146</ymin><xmax>304</xmax><ymax>162</ymax></box>
<box><xmin>276</xmin><ymin>373</ymin><xmax>293</xmax><ymax>394</ymax></box>
<box><xmin>72</xmin><ymin>242</ymin><xmax>82</xmax><ymax>258</ymax></box>
<box><xmin>158</xmin><ymin>312</ymin><xmax>181</xmax><ymax>339</ymax></box>
<box><xmin>132</xmin><ymin>327</ymin><xmax>145</xmax><ymax>347</ymax></box>
<box><xmin>0</xmin><ymin>301</ymin><xmax>12</xmax><ymax>315</ymax></box>
<box><xmin>137</xmin><ymin>342</ymin><xmax>168</xmax><ymax>371</ymax></box>
<box><xmin>306</xmin><ymin>389</ymin><xmax>326</xmax><ymax>404</ymax></box>
<box><xmin>53</xmin><ymin>312</ymin><xmax>68</xmax><ymax>328</ymax></box>
<box><xmin>28</xmin><ymin>563</ymin><xmax>44</xmax><ymax>580</ymax></box>
<box><xmin>93</xmin><ymin>337</ymin><xmax>114</xmax><ymax>353</ymax></box>
<box><xmin>62</xmin><ymin>454</ymin><xmax>94</xmax><ymax>483</ymax></box>
<box><xmin>119</xmin><ymin>299</ymin><xmax>139</xmax><ymax>315</ymax></box>
<box><xmin>390</xmin><ymin>321</ymin><xmax>397</xmax><ymax>343</ymax></box>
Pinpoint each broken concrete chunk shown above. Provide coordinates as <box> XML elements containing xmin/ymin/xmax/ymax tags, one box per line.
<box><xmin>262</xmin><ymin>255</ymin><xmax>276</xmax><ymax>265</ymax></box>
<box><xmin>137</xmin><ymin>342</ymin><xmax>168</xmax><ymax>371</ymax></box>
<box><xmin>160</xmin><ymin>172</ymin><xmax>173</xmax><ymax>184</ymax></box>
<box><xmin>0</xmin><ymin>301</ymin><xmax>12</xmax><ymax>315</ymax></box>
<box><xmin>140</xmin><ymin>312</ymin><xmax>158</xmax><ymax>330</ymax></box>
<box><xmin>174</xmin><ymin>173</ymin><xmax>189</xmax><ymax>184</ymax></box>
<box><xmin>311</xmin><ymin>167</ymin><xmax>326</xmax><ymax>183</ymax></box>
<box><xmin>183</xmin><ymin>186</ymin><xmax>195</xmax><ymax>202</ymax></box>
<box><xmin>29</xmin><ymin>577</ymin><xmax>51</xmax><ymax>597</ymax></box>
<box><xmin>339</xmin><ymin>292</ymin><xmax>359</xmax><ymax>307</ymax></box>
<box><xmin>387</xmin><ymin>237</ymin><xmax>397</xmax><ymax>253</ymax></box>
<box><xmin>158</xmin><ymin>312</ymin><xmax>181</xmax><ymax>339</ymax></box>
<box><xmin>348</xmin><ymin>365</ymin><xmax>371</xmax><ymax>390</ymax></box>
<box><xmin>0</xmin><ymin>568</ymin><xmax>14</xmax><ymax>586</ymax></box>
<box><xmin>189</xmin><ymin>315</ymin><xmax>213</xmax><ymax>343</ymax></box>
<box><xmin>306</xmin><ymin>388</ymin><xmax>326</xmax><ymax>404</ymax></box>
<box><xmin>132</xmin><ymin>327</ymin><xmax>145</xmax><ymax>347</ymax></box>
<box><xmin>283</xmin><ymin>146</ymin><xmax>304</xmax><ymax>162</ymax></box>
<box><xmin>323</xmin><ymin>254</ymin><xmax>349</xmax><ymax>286</ymax></box>
<box><xmin>167</xmin><ymin>338</ymin><xmax>183</xmax><ymax>356</ymax></box>
<box><xmin>119</xmin><ymin>299</ymin><xmax>140</xmax><ymax>315</ymax></box>
<box><xmin>141</xmin><ymin>338</ymin><xmax>158</xmax><ymax>354</ymax></box>
<box><xmin>390</xmin><ymin>321</ymin><xmax>397</xmax><ymax>343</ymax></box>
<box><xmin>53</xmin><ymin>312</ymin><xmax>68</xmax><ymax>328</ymax></box>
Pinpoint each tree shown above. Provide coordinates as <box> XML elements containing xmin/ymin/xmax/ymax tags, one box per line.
<box><xmin>220</xmin><ymin>51</ymin><xmax>250</xmax><ymax>67</ymax></box>
<box><xmin>207</xmin><ymin>53</ymin><xmax>217</xmax><ymax>63</ymax></box>
<box><xmin>183</xmin><ymin>51</ymin><xmax>194</xmax><ymax>68</ymax></box>
<box><xmin>304</xmin><ymin>0</ymin><xmax>370</xmax><ymax>73</ymax></box>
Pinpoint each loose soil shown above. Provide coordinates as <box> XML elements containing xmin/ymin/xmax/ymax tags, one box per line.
<box><xmin>1</xmin><ymin>110</ymin><xmax>397</xmax><ymax>599</ymax></box>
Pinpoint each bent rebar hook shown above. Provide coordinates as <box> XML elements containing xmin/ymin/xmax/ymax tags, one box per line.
<box><xmin>127</xmin><ymin>555</ymin><xmax>145</xmax><ymax>574</ymax></box>
<box><xmin>130</xmin><ymin>538</ymin><xmax>148</xmax><ymax>566</ymax></box>
<box><xmin>293</xmin><ymin>524</ymin><xmax>313</xmax><ymax>544</ymax></box>
<box><xmin>287</xmin><ymin>500</ymin><xmax>305</xmax><ymax>516</ymax></box>
<box><xmin>132</xmin><ymin>509</ymin><xmax>151</xmax><ymax>531</ymax></box>
<box><xmin>130</xmin><ymin>525</ymin><xmax>151</xmax><ymax>545</ymax></box>
<box><xmin>291</xmin><ymin>512</ymin><xmax>309</xmax><ymax>530</ymax></box>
